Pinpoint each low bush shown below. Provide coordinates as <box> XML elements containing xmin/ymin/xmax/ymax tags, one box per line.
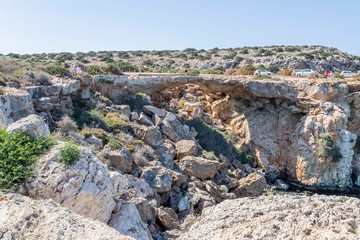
<box><xmin>253</xmin><ymin>75</ymin><xmax>272</xmax><ymax>80</ymax></box>
<box><xmin>44</xmin><ymin>65</ymin><xmax>70</xmax><ymax>77</ymax></box>
<box><xmin>278</xmin><ymin>69</ymin><xmax>293</xmax><ymax>76</ymax></box>
<box><xmin>200</xmin><ymin>67</ymin><xmax>224</xmax><ymax>75</ymax></box>
<box><xmin>86</xmin><ymin>64</ymin><xmax>106</xmax><ymax>75</ymax></box>
<box><xmin>125</xmin><ymin>92</ymin><xmax>151</xmax><ymax>112</ymax></box>
<box><xmin>0</xmin><ymin>130</ymin><xmax>54</xmax><ymax>191</ymax></box>
<box><xmin>105</xmin><ymin>112</ymin><xmax>130</xmax><ymax>128</ymax></box>
<box><xmin>59</xmin><ymin>142</ymin><xmax>80</xmax><ymax>167</ymax></box>
<box><xmin>317</xmin><ymin>133</ymin><xmax>342</xmax><ymax>162</ymax></box>
<box><xmin>106</xmin><ymin>60</ymin><xmax>138</xmax><ymax>74</ymax></box>
<box><xmin>235</xmin><ymin>65</ymin><xmax>256</xmax><ymax>75</ymax></box>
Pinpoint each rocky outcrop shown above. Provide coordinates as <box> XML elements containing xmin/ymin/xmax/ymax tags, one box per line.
<box><xmin>25</xmin><ymin>144</ymin><xmax>116</xmax><ymax>223</ymax></box>
<box><xmin>0</xmin><ymin>193</ymin><xmax>132</xmax><ymax>240</ymax></box>
<box><xmin>109</xmin><ymin>203</ymin><xmax>152</xmax><ymax>240</ymax></box>
<box><xmin>179</xmin><ymin>194</ymin><xmax>360</xmax><ymax>240</ymax></box>
<box><xmin>175</xmin><ymin>140</ymin><xmax>198</xmax><ymax>160</ymax></box>
<box><xmin>7</xmin><ymin>114</ymin><xmax>50</xmax><ymax>138</ymax></box>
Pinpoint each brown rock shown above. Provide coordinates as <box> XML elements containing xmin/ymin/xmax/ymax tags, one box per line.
<box><xmin>178</xmin><ymin>156</ymin><xmax>221</xmax><ymax>180</ymax></box>
<box><xmin>233</xmin><ymin>172</ymin><xmax>266</xmax><ymax>197</ymax></box>
<box><xmin>176</xmin><ymin>140</ymin><xmax>198</xmax><ymax>159</ymax></box>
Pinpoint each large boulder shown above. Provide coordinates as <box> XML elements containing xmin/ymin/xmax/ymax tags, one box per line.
<box><xmin>177</xmin><ymin>156</ymin><xmax>221</xmax><ymax>180</ymax></box>
<box><xmin>179</xmin><ymin>194</ymin><xmax>360</xmax><ymax>240</ymax></box>
<box><xmin>107</xmin><ymin>147</ymin><xmax>133</xmax><ymax>174</ymax></box>
<box><xmin>232</xmin><ymin>172</ymin><xmax>267</xmax><ymax>197</ymax></box>
<box><xmin>176</xmin><ymin>140</ymin><xmax>198</xmax><ymax>159</ymax></box>
<box><xmin>142</xmin><ymin>126</ymin><xmax>163</xmax><ymax>147</ymax></box>
<box><xmin>141</xmin><ymin>166</ymin><xmax>173</xmax><ymax>193</ymax></box>
<box><xmin>25</xmin><ymin>144</ymin><xmax>116</xmax><ymax>223</ymax></box>
<box><xmin>0</xmin><ymin>193</ymin><xmax>132</xmax><ymax>240</ymax></box>
<box><xmin>7</xmin><ymin>114</ymin><xmax>50</xmax><ymax>138</ymax></box>
<box><xmin>161</xmin><ymin>112</ymin><xmax>192</xmax><ymax>142</ymax></box>
<box><xmin>1</xmin><ymin>87</ymin><xmax>34</xmax><ymax>121</ymax></box>
<box><xmin>109</xmin><ymin>203</ymin><xmax>152</xmax><ymax>240</ymax></box>
<box><xmin>143</xmin><ymin>105</ymin><xmax>166</xmax><ymax>118</ymax></box>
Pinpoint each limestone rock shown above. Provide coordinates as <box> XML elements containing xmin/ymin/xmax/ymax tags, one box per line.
<box><xmin>141</xmin><ymin>166</ymin><xmax>173</xmax><ymax>193</ymax></box>
<box><xmin>142</xmin><ymin>126</ymin><xmax>163</xmax><ymax>147</ymax></box>
<box><xmin>179</xmin><ymin>194</ymin><xmax>360</xmax><ymax>240</ymax></box>
<box><xmin>25</xmin><ymin>144</ymin><xmax>116</xmax><ymax>223</ymax></box>
<box><xmin>156</xmin><ymin>207</ymin><xmax>180</xmax><ymax>229</ymax></box>
<box><xmin>161</xmin><ymin>113</ymin><xmax>192</xmax><ymax>142</ymax></box>
<box><xmin>107</xmin><ymin>147</ymin><xmax>133</xmax><ymax>174</ymax></box>
<box><xmin>109</xmin><ymin>203</ymin><xmax>152</xmax><ymax>240</ymax></box>
<box><xmin>129</xmin><ymin>197</ymin><xmax>156</xmax><ymax>224</ymax></box>
<box><xmin>2</xmin><ymin>87</ymin><xmax>34</xmax><ymax>121</ymax></box>
<box><xmin>0</xmin><ymin>193</ymin><xmax>132</xmax><ymax>240</ymax></box>
<box><xmin>178</xmin><ymin>156</ymin><xmax>221</xmax><ymax>180</ymax></box>
<box><xmin>110</xmin><ymin>171</ymin><xmax>130</xmax><ymax>195</ymax></box>
<box><xmin>139</xmin><ymin>112</ymin><xmax>154</xmax><ymax>126</ymax></box>
<box><xmin>143</xmin><ymin>105</ymin><xmax>166</xmax><ymax>117</ymax></box>
<box><xmin>176</xmin><ymin>140</ymin><xmax>198</xmax><ymax>159</ymax></box>
<box><xmin>7</xmin><ymin>114</ymin><xmax>50</xmax><ymax>138</ymax></box>
<box><xmin>233</xmin><ymin>172</ymin><xmax>266</xmax><ymax>197</ymax></box>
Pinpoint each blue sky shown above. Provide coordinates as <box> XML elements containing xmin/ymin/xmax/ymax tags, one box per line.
<box><xmin>1</xmin><ymin>0</ymin><xmax>359</xmax><ymax>55</ymax></box>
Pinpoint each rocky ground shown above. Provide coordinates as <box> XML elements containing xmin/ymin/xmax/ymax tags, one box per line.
<box><xmin>1</xmin><ymin>53</ymin><xmax>360</xmax><ymax>239</ymax></box>
<box><xmin>178</xmin><ymin>193</ymin><xmax>360</xmax><ymax>240</ymax></box>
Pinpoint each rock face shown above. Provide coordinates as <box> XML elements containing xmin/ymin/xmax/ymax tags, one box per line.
<box><xmin>25</xmin><ymin>144</ymin><xmax>116</xmax><ymax>223</ymax></box>
<box><xmin>109</xmin><ymin>203</ymin><xmax>152</xmax><ymax>240</ymax></box>
<box><xmin>176</xmin><ymin>140</ymin><xmax>198</xmax><ymax>160</ymax></box>
<box><xmin>179</xmin><ymin>194</ymin><xmax>360</xmax><ymax>240</ymax></box>
<box><xmin>0</xmin><ymin>193</ymin><xmax>132</xmax><ymax>240</ymax></box>
<box><xmin>7</xmin><ymin>114</ymin><xmax>50</xmax><ymax>138</ymax></box>
<box><xmin>178</xmin><ymin>156</ymin><xmax>221</xmax><ymax>180</ymax></box>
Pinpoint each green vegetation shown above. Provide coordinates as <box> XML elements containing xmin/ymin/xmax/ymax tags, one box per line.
<box><xmin>44</xmin><ymin>64</ymin><xmax>70</xmax><ymax>77</ymax></box>
<box><xmin>202</xmin><ymin>150</ymin><xmax>219</xmax><ymax>161</ymax></box>
<box><xmin>98</xmin><ymin>77</ymin><xmax>113</xmax><ymax>84</ymax></box>
<box><xmin>105</xmin><ymin>112</ymin><xmax>130</xmax><ymax>128</ymax></box>
<box><xmin>86</xmin><ymin>64</ymin><xmax>106</xmax><ymax>75</ymax></box>
<box><xmin>0</xmin><ymin>130</ymin><xmax>54</xmax><ymax>191</ymax></box>
<box><xmin>317</xmin><ymin>133</ymin><xmax>342</xmax><ymax>162</ymax></box>
<box><xmin>253</xmin><ymin>75</ymin><xmax>272</xmax><ymax>80</ymax></box>
<box><xmin>59</xmin><ymin>142</ymin><xmax>80</xmax><ymax>167</ymax></box>
<box><xmin>335</xmin><ymin>73</ymin><xmax>345</xmax><ymax>79</ymax></box>
<box><xmin>161</xmin><ymin>68</ymin><xmax>178</xmax><ymax>73</ymax></box>
<box><xmin>125</xmin><ymin>92</ymin><xmax>151</xmax><ymax>112</ymax></box>
<box><xmin>107</xmin><ymin>60</ymin><xmax>138</xmax><ymax>74</ymax></box>
<box><xmin>200</xmin><ymin>67</ymin><xmax>224</xmax><ymax>75</ymax></box>
<box><xmin>186</xmin><ymin>119</ymin><xmax>253</xmax><ymax>164</ymax></box>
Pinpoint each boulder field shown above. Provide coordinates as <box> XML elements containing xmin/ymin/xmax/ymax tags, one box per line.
<box><xmin>1</xmin><ymin>74</ymin><xmax>360</xmax><ymax>239</ymax></box>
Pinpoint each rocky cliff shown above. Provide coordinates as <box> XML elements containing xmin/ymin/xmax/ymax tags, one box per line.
<box><xmin>1</xmin><ymin>71</ymin><xmax>360</xmax><ymax>239</ymax></box>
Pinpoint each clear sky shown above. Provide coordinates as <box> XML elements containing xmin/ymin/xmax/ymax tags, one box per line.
<box><xmin>1</xmin><ymin>0</ymin><xmax>359</xmax><ymax>55</ymax></box>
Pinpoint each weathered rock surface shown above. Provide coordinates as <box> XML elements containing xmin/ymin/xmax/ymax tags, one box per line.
<box><xmin>233</xmin><ymin>172</ymin><xmax>267</xmax><ymax>197</ymax></box>
<box><xmin>109</xmin><ymin>203</ymin><xmax>152</xmax><ymax>240</ymax></box>
<box><xmin>141</xmin><ymin>166</ymin><xmax>173</xmax><ymax>193</ymax></box>
<box><xmin>107</xmin><ymin>147</ymin><xmax>133</xmax><ymax>174</ymax></box>
<box><xmin>143</xmin><ymin>105</ymin><xmax>166</xmax><ymax>117</ymax></box>
<box><xmin>178</xmin><ymin>156</ymin><xmax>221</xmax><ymax>180</ymax></box>
<box><xmin>25</xmin><ymin>144</ymin><xmax>116</xmax><ymax>223</ymax></box>
<box><xmin>175</xmin><ymin>140</ymin><xmax>198</xmax><ymax>160</ymax></box>
<box><xmin>7</xmin><ymin>114</ymin><xmax>50</xmax><ymax>138</ymax></box>
<box><xmin>179</xmin><ymin>194</ymin><xmax>360</xmax><ymax>240</ymax></box>
<box><xmin>142</xmin><ymin>126</ymin><xmax>164</xmax><ymax>147</ymax></box>
<box><xmin>1</xmin><ymin>87</ymin><xmax>34</xmax><ymax>121</ymax></box>
<box><xmin>0</xmin><ymin>193</ymin><xmax>132</xmax><ymax>240</ymax></box>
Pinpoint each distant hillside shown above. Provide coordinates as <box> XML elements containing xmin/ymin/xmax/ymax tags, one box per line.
<box><xmin>1</xmin><ymin>46</ymin><xmax>360</xmax><ymax>77</ymax></box>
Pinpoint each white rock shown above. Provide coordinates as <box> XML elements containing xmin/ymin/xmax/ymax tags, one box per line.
<box><xmin>7</xmin><ymin>114</ymin><xmax>50</xmax><ymax>138</ymax></box>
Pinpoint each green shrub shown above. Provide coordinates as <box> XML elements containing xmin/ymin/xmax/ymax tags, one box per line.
<box><xmin>0</xmin><ymin>130</ymin><xmax>54</xmax><ymax>191</ymax></box>
<box><xmin>59</xmin><ymin>142</ymin><xmax>80</xmax><ymax>167</ymax></box>
<box><xmin>253</xmin><ymin>75</ymin><xmax>272</xmax><ymax>80</ymax></box>
<box><xmin>161</xmin><ymin>68</ymin><xmax>178</xmax><ymax>73</ymax></box>
<box><xmin>125</xmin><ymin>92</ymin><xmax>151</xmax><ymax>112</ymax></box>
<box><xmin>98</xmin><ymin>77</ymin><xmax>113</xmax><ymax>84</ymax></box>
<box><xmin>86</xmin><ymin>64</ymin><xmax>106</xmax><ymax>75</ymax></box>
<box><xmin>202</xmin><ymin>150</ymin><xmax>219</xmax><ymax>161</ymax></box>
<box><xmin>317</xmin><ymin>133</ymin><xmax>342</xmax><ymax>162</ymax></box>
<box><xmin>44</xmin><ymin>65</ymin><xmax>70</xmax><ymax>77</ymax></box>
<box><xmin>106</xmin><ymin>60</ymin><xmax>138</xmax><ymax>74</ymax></box>
<box><xmin>200</xmin><ymin>67</ymin><xmax>224</xmax><ymax>75</ymax></box>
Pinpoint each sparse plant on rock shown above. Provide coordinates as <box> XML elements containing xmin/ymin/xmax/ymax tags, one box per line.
<box><xmin>59</xmin><ymin>142</ymin><xmax>81</xmax><ymax>167</ymax></box>
<box><xmin>317</xmin><ymin>133</ymin><xmax>342</xmax><ymax>162</ymax></box>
